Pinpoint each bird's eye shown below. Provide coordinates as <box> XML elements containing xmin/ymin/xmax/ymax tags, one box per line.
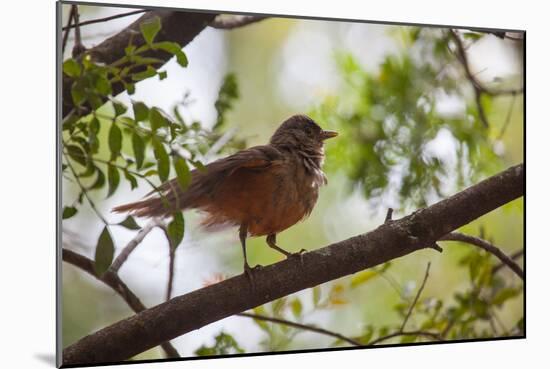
<box><xmin>305</xmin><ymin>127</ymin><xmax>313</xmax><ymax>136</ymax></box>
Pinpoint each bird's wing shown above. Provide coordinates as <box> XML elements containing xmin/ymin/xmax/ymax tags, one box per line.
<box><xmin>213</xmin><ymin>145</ymin><xmax>285</xmax><ymax>173</ymax></box>
<box><xmin>112</xmin><ymin>145</ymin><xmax>285</xmax><ymax>217</ymax></box>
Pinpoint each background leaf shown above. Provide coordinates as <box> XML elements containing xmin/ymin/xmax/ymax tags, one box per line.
<box><xmin>117</xmin><ymin>216</ymin><xmax>141</xmax><ymax>230</ymax></box>
<box><xmin>167</xmin><ymin>211</ymin><xmax>185</xmax><ymax>250</ymax></box>
<box><xmin>94</xmin><ymin>226</ymin><xmax>115</xmax><ymax>276</ymax></box>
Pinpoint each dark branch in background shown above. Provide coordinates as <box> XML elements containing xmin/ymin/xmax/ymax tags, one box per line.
<box><xmin>62</xmin><ymin>10</ymin><xmax>218</xmax><ymax>118</ymax></box>
<box><xmin>493</xmin><ymin>249</ymin><xmax>523</xmax><ymax>275</ymax></box>
<box><xmin>71</xmin><ymin>5</ymin><xmax>86</xmax><ymax>58</ymax></box>
<box><xmin>62</xmin><ymin>9</ymin><xmax>147</xmax><ymax>30</ymax></box>
<box><xmin>62</xmin><ymin>249</ymin><xmax>179</xmax><ymax>359</ymax></box>
<box><xmin>498</xmin><ymin>93</ymin><xmax>518</xmax><ymax>140</ymax></box>
<box><xmin>400</xmin><ymin>263</ymin><xmax>430</xmax><ymax>332</ymax></box>
<box><xmin>367</xmin><ymin>330</ymin><xmax>443</xmax><ymax>346</ymax></box>
<box><xmin>62</xmin><ymin>163</ymin><xmax>523</xmax><ymax>365</ymax></box>
<box><xmin>449</xmin><ymin>30</ymin><xmax>523</xmax><ymax>128</ymax></box>
<box><xmin>439</xmin><ymin>232</ymin><xmax>524</xmax><ymax>279</ymax></box>
<box><xmin>209</xmin><ymin>15</ymin><xmax>269</xmax><ymax>29</ymax></box>
<box><xmin>236</xmin><ymin>312</ymin><xmax>361</xmax><ymax>346</ymax></box>
<box><xmin>62</xmin><ymin>5</ymin><xmax>76</xmax><ymax>53</ymax></box>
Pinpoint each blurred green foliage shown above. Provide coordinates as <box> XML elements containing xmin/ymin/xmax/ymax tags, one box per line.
<box><xmin>311</xmin><ymin>28</ymin><xmax>512</xmax><ymax>210</ymax></box>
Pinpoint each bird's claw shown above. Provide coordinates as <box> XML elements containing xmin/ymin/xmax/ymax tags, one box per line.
<box><xmin>290</xmin><ymin>248</ymin><xmax>307</xmax><ymax>266</ymax></box>
<box><xmin>244</xmin><ymin>263</ymin><xmax>261</xmax><ymax>290</ymax></box>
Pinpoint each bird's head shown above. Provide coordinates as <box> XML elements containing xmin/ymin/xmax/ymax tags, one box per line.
<box><xmin>269</xmin><ymin>114</ymin><xmax>338</xmax><ymax>152</ymax></box>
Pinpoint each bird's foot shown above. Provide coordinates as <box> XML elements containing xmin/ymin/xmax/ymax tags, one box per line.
<box><xmin>290</xmin><ymin>248</ymin><xmax>307</xmax><ymax>266</ymax></box>
<box><xmin>243</xmin><ymin>263</ymin><xmax>262</xmax><ymax>290</ymax></box>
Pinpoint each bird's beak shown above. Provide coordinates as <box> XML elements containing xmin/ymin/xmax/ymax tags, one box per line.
<box><xmin>320</xmin><ymin>130</ymin><xmax>338</xmax><ymax>140</ymax></box>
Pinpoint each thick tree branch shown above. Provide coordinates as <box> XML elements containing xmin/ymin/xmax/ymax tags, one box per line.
<box><xmin>62</xmin><ymin>10</ymin><xmax>218</xmax><ymax>118</ymax></box>
<box><xmin>210</xmin><ymin>15</ymin><xmax>269</xmax><ymax>29</ymax></box>
<box><xmin>62</xmin><ymin>249</ymin><xmax>179</xmax><ymax>359</ymax></box>
<box><xmin>62</xmin><ymin>163</ymin><xmax>524</xmax><ymax>365</ymax></box>
<box><xmin>439</xmin><ymin>232</ymin><xmax>524</xmax><ymax>279</ymax></box>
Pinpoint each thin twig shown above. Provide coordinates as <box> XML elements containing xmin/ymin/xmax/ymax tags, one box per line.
<box><xmin>109</xmin><ymin>219</ymin><xmax>161</xmax><ymax>273</ymax></box>
<box><xmin>71</xmin><ymin>5</ymin><xmax>86</xmax><ymax>58</ymax></box>
<box><xmin>492</xmin><ymin>249</ymin><xmax>523</xmax><ymax>275</ymax></box>
<box><xmin>367</xmin><ymin>330</ymin><xmax>443</xmax><ymax>346</ymax></box>
<box><xmin>449</xmin><ymin>30</ymin><xmax>523</xmax><ymax>128</ymax></box>
<box><xmin>236</xmin><ymin>312</ymin><xmax>361</xmax><ymax>346</ymax></box>
<box><xmin>62</xmin><ymin>5</ymin><xmax>76</xmax><ymax>54</ymax></box>
<box><xmin>400</xmin><ymin>262</ymin><xmax>431</xmax><ymax>332</ymax></box>
<box><xmin>439</xmin><ymin>232</ymin><xmax>524</xmax><ymax>279</ymax></box>
<box><xmin>210</xmin><ymin>15</ymin><xmax>268</xmax><ymax>29</ymax></box>
<box><xmin>497</xmin><ymin>93</ymin><xmax>518</xmax><ymax>140</ymax></box>
<box><xmin>384</xmin><ymin>208</ymin><xmax>394</xmax><ymax>223</ymax></box>
<box><xmin>450</xmin><ymin>30</ymin><xmax>523</xmax><ymax>97</ymax></box>
<box><xmin>63</xmin><ymin>152</ymin><xmax>109</xmax><ymax>225</ymax></box>
<box><xmin>62</xmin><ymin>9</ymin><xmax>147</xmax><ymax>30</ymax></box>
<box><xmin>62</xmin><ymin>248</ymin><xmax>180</xmax><ymax>358</ymax></box>
<box><xmin>158</xmin><ymin>224</ymin><xmax>176</xmax><ymax>301</ymax></box>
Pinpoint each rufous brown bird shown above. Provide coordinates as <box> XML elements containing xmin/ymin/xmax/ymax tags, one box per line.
<box><xmin>112</xmin><ymin>114</ymin><xmax>337</xmax><ymax>278</ymax></box>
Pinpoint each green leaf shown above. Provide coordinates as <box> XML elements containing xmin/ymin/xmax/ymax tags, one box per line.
<box><xmin>132</xmin><ymin>101</ymin><xmax>149</xmax><ymax>122</ymax></box>
<box><xmin>66</xmin><ymin>144</ymin><xmax>87</xmax><ymax>166</ymax></box>
<box><xmin>131</xmin><ymin>65</ymin><xmax>157</xmax><ymax>81</ymax></box>
<box><xmin>62</xmin><ymin>206</ymin><xmax>78</xmax><ymax>219</ymax></box>
<box><xmin>95</xmin><ymin>75</ymin><xmax>112</xmax><ymax>96</ymax></box>
<box><xmin>139</xmin><ymin>16</ymin><xmax>161</xmax><ymax>45</ymax></box>
<box><xmin>149</xmin><ymin>108</ymin><xmax>167</xmax><ymax>131</ymax></box>
<box><xmin>153</xmin><ymin>41</ymin><xmax>188</xmax><ymax>67</ymax></box>
<box><xmin>158</xmin><ymin>70</ymin><xmax>167</xmax><ymax>80</ymax></box>
<box><xmin>108</xmin><ymin>123</ymin><xmax>122</xmax><ymax>160</ymax></box>
<box><xmin>153</xmin><ymin>140</ymin><xmax>170</xmax><ymax>182</ymax></box>
<box><xmin>125</xmin><ymin>44</ymin><xmax>136</xmax><ymax>56</ymax></box>
<box><xmin>112</xmin><ymin>100</ymin><xmax>127</xmax><ymax>116</ymax></box>
<box><xmin>90</xmin><ymin>168</ymin><xmax>106</xmax><ymax>190</ymax></box>
<box><xmin>492</xmin><ymin>287</ymin><xmax>521</xmax><ymax>306</ymax></box>
<box><xmin>194</xmin><ymin>332</ymin><xmax>244</xmax><ymax>356</ymax></box>
<box><xmin>350</xmin><ymin>270</ymin><xmax>378</xmax><ymax>288</ymax></box>
<box><xmin>88</xmin><ymin>117</ymin><xmax>100</xmax><ymax>153</ymax></box>
<box><xmin>125</xmin><ymin>82</ymin><xmax>136</xmax><ymax>95</ymax></box>
<box><xmin>94</xmin><ymin>226</ymin><xmax>115</xmax><ymax>276</ymax></box>
<box><xmin>63</xmin><ymin>59</ymin><xmax>81</xmax><ymax>78</ymax></box>
<box><xmin>71</xmin><ymin>80</ymin><xmax>87</xmax><ymax>106</ymax></box>
<box><xmin>107</xmin><ymin>164</ymin><xmax>120</xmax><ymax>197</ymax></box>
<box><xmin>131</xmin><ymin>132</ymin><xmax>146</xmax><ymax>169</ymax></box>
<box><xmin>167</xmin><ymin>211</ymin><xmax>185</xmax><ymax>250</ymax></box>
<box><xmin>123</xmin><ymin>169</ymin><xmax>138</xmax><ymax>190</ymax></box>
<box><xmin>117</xmin><ymin>215</ymin><xmax>141</xmax><ymax>230</ymax></box>
<box><xmin>214</xmin><ymin>73</ymin><xmax>239</xmax><ymax>129</ymax></box>
<box><xmin>143</xmin><ymin>169</ymin><xmax>158</xmax><ymax>177</ymax></box>
<box><xmin>290</xmin><ymin>298</ymin><xmax>303</xmax><ymax>318</ymax></box>
<box><xmin>174</xmin><ymin>155</ymin><xmax>191</xmax><ymax>190</ymax></box>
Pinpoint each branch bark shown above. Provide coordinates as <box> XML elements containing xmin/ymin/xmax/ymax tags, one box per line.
<box><xmin>62</xmin><ymin>249</ymin><xmax>180</xmax><ymax>358</ymax></box>
<box><xmin>62</xmin><ymin>163</ymin><xmax>524</xmax><ymax>365</ymax></box>
<box><xmin>62</xmin><ymin>10</ymin><xmax>218</xmax><ymax>118</ymax></box>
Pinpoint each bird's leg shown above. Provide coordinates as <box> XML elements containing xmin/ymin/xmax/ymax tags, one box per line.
<box><xmin>266</xmin><ymin>234</ymin><xmax>292</xmax><ymax>257</ymax></box>
<box><xmin>266</xmin><ymin>234</ymin><xmax>307</xmax><ymax>265</ymax></box>
<box><xmin>239</xmin><ymin>224</ymin><xmax>256</xmax><ymax>287</ymax></box>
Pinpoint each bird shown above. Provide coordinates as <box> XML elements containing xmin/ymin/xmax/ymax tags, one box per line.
<box><xmin>112</xmin><ymin>114</ymin><xmax>338</xmax><ymax>279</ymax></box>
